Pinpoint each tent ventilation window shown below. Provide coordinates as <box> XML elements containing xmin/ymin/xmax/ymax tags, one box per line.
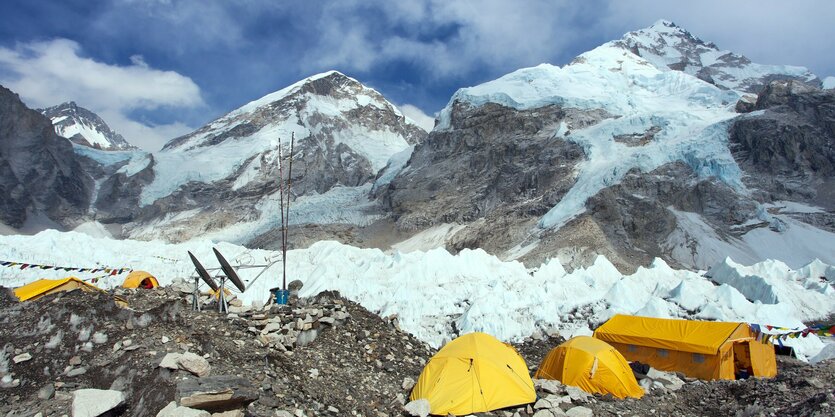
<box><xmin>692</xmin><ymin>353</ymin><xmax>705</xmax><ymax>363</ymax></box>
<box><xmin>657</xmin><ymin>349</ymin><xmax>669</xmax><ymax>358</ymax></box>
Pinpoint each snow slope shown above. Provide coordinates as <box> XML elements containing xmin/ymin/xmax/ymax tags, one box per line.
<box><xmin>824</xmin><ymin>76</ymin><xmax>835</xmax><ymax>90</ymax></box>
<box><xmin>1</xmin><ymin>231</ymin><xmax>831</xmax><ymax>359</ymax></box>
<box><xmin>438</xmin><ymin>44</ymin><xmax>743</xmax><ymax>230</ymax></box>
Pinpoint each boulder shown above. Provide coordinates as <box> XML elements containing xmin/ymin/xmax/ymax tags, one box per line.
<box><xmin>177</xmin><ymin>375</ymin><xmax>259</xmax><ymax>412</ymax></box>
<box><xmin>565</xmin><ymin>406</ymin><xmax>593</xmax><ymax>417</ymax></box>
<box><xmin>159</xmin><ymin>352</ymin><xmax>211</xmax><ymax>377</ymax></box>
<box><xmin>534</xmin><ymin>379</ymin><xmax>564</xmax><ymax>395</ymax></box>
<box><xmin>156</xmin><ymin>401</ymin><xmax>211</xmax><ymax>417</ymax></box>
<box><xmin>72</xmin><ymin>389</ymin><xmax>125</xmax><ymax>417</ymax></box>
<box><xmin>646</xmin><ymin>368</ymin><xmax>685</xmax><ymax>391</ymax></box>
<box><xmin>403</xmin><ymin>399</ymin><xmax>430</xmax><ymax>417</ymax></box>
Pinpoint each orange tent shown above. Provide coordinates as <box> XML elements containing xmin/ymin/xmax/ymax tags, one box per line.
<box><xmin>593</xmin><ymin>315</ymin><xmax>776</xmax><ymax>380</ymax></box>
<box><xmin>14</xmin><ymin>277</ymin><xmax>102</xmax><ymax>301</ymax></box>
<box><xmin>122</xmin><ymin>271</ymin><xmax>159</xmax><ymax>289</ymax></box>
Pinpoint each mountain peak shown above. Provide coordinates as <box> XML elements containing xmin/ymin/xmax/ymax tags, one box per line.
<box><xmin>40</xmin><ymin>102</ymin><xmax>135</xmax><ymax>151</ymax></box>
<box><xmin>613</xmin><ymin>19</ymin><xmax>819</xmax><ymax>92</ymax></box>
<box><xmin>162</xmin><ymin>70</ymin><xmax>426</xmax><ymax>154</ymax></box>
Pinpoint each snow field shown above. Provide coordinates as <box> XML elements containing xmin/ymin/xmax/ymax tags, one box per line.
<box><xmin>1</xmin><ymin>231</ymin><xmax>832</xmax><ymax>359</ymax></box>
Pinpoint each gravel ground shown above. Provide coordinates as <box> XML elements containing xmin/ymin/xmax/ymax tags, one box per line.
<box><xmin>0</xmin><ymin>286</ymin><xmax>832</xmax><ymax>417</ymax></box>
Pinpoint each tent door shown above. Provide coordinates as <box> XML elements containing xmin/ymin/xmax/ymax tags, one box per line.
<box><xmin>732</xmin><ymin>342</ymin><xmax>752</xmax><ymax>379</ymax></box>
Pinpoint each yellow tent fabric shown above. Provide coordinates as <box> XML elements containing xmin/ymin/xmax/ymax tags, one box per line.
<box><xmin>535</xmin><ymin>336</ymin><xmax>644</xmax><ymax>399</ymax></box>
<box><xmin>410</xmin><ymin>332</ymin><xmax>535</xmax><ymax>415</ymax></box>
<box><xmin>122</xmin><ymin>270</ymin><xmax>159</xmax><ymax>289</ymax></box>
<box><xmin>14</xmin><ymin>277</ymin><xmax>102</xmax><ymax>301</ymax></box>
<box><xmin>593</xmin><ymin>315</ymin><xmax>777</xmax><ymax>380</ymax></box>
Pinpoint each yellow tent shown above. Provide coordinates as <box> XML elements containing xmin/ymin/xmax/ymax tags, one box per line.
<box><xmin>535</xmin><ymin>336</ymin><xmax>644</xmax><ymax>399</ymax></box>
<box><xmin>593</xmin><ymin>315</ymin><xmax>777</xmax><ymax>380</ymax></box>
<box><xmin>122</xmin><ymin>270</ymin><xmax>159</xmax><ymax>289</ymax></box>
<box><xmin>14</xmin><ymin>277</ymin><xmax>102</xmax><ymax>301</ymax></box>
<box><xmin>411</xmin><ymin>332</ymin><xmax>535</xmax><ymax>415</ymax></box>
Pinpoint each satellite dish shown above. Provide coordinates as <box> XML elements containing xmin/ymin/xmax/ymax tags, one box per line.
<box><xmin>213</xmin><ymin>247</ymin><xmax>246</xmax><ymax>292</ymax></box>
<box><xmin>188</xmin><ymin>251</ymin><xmax>219</xmax><ymax>292</ymax></box>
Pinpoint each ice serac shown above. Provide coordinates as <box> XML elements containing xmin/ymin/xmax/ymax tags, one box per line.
<box><xmin>40</xmin><ymin>102</ymin><xmax>135</xmax><ymax>151</ymax></box>
<box><xmin>121</xmin><ymin>70</ymin><xmax>426</xmax><ymax>243</ymax></box>
<box><xmin>613</xmin><ymin>19</ymin><xmax>820</xmax><ymax>93</ymax></box>
<box><xmin>0</xmin><ymin>85</ymin><xmax>93</xmax><ymax>230</ymax></box>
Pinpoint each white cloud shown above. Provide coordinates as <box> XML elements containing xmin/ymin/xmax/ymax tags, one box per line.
<box><xmin>0</xmin><ymin>38</ymin><xmax>203</xmax><ymax>150</ymax></box>
<box><xmin>309</xmin><ymin>0</ymin><xmax>584</xmax><ymax>79</ymax></box>
<box><xmin>398</xmin><ymin>104</ymin><xmax>436</xmax><ymax>132</ymax></box>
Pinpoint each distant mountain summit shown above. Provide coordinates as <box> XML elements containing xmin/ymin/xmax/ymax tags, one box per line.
<box><xmin>612</xmin><ymin>19</ymin><xmax>820</xmax><ymax>93</ymax></box>
<box><xmin>40</xmin><ymin>102</ymin><xmax>135</xmax><ymax>151</ymax></box>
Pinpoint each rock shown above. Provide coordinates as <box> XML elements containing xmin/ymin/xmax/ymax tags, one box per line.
<box><xmin>156</xmin><ymin>401</ymin><xmax>211</xmax><ymax>417</ymax></box>
<box><xmin>160</xmin><ymin>352</ymin><xmax>211</xmax><ymax>377</ymax></box>
<box><xmin>646</xmin><ymin>368</ymin><xmax>684</xmax><ymax>391</ymax></box>
<box><xmin>69</xmin><ymin>355</ymin><xmax>82</xmax><ymax>366</ymax></box>
<box><xmin>534</xmin><ymin>378</ymin><xmax>564</xmax><ymax>394</ymax></box>
<box><xmin>92</xmin><ymin>332</ymin><xmax>108</xmax><ymax>344</ymax></box>
<box><xmin>72</xmin><ymin>389</ymin><xmax>125</xmax><ymax>417</ymax></box>
<box><xmin>67</xmin><ymin>367</ymin><xmax>87</xmax><ymax>377</ymax></box>
<box><xmin>534</xmin><ymin>398</ymin><xmax>552</xmax><ymax>409</ymax></box>
<box><xmin>262</xmin><ymin>323</ymin><xmax>282</xmax><ymax>334</ymax></box>
<box><xmin>805</xmin><ymin>377</ymin><xmax>825</xmax><ymax>389</ymax></box>
<box><xmin>179</xmin><ymin>352</ymin><xmax>211</xmax><ymax>377</ymax></box>
<box><xmin>274</xmin><ymin>412</ymin><xmax>294</xmax><ymax>417</ymax></box>
<box><xmin>318</xmin><ymin>317</ymin><xmax>335</xmax><ymax>325</ymax></box>
<box><xmin>177</xmin><ymin>375</ymin><xmax>259</xmax><ymax>411</ymax></box>
<box><xmin>403</xmin><ymin>399</ymin><xmax>430</xmax><ymax>417</ymax></box>
<box><xmin>565</xmin><ymin>406</ymin><xmax>593</xmax><ymax>417</ymax></box>
<box><xmin>402</xmin><ymin>377</ymin><xmax>416</xmax><ymax>391</ymax></box>
<box><xmin>565</xmin><ymin>386</ymin><xmax>590</xmax><ymax>403</ymax></box>
<box><xmin>533</xmin><ymin>410</ymin><xmax>555</xmax><ymax>417</ymax></box>
<box><xmin>162</xmin><ymin>335</ymin><xmax>171</xmax><ymax>344</ymax></box>
<box><xmin>37</xmin><ymin>383</ymin><xmax>55</xmax><ymax>400</ymax></box>
<box><xmin>12</xmin><ymin>352</ymin><xmax>32</xmax><ymax>363</ymax></box>
<box><xmin>160</xmin><ymin>352</ymin><xmax>183</xmax><ymax>369</ymax></box>
<box><xmin>211</xmin><ymin>410</ymin><xmax>244</xmax><ymax>417</ymax></box>
<box><xmin>287</xmin><ymin>280</ymin><xmax>304</xmax><ymax>292</ymax></box>
<box><xmin>326</xmin><ymin>406</ymin><xmax>339</xmax><ymax>413</ymax></box>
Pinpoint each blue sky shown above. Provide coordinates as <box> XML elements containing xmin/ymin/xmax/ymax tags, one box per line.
<box><xmin>1</xmin><ymin>0</ymin><xmax>833</xmax><ymax>150</ymax></box>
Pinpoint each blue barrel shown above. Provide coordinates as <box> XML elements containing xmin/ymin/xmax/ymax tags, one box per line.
<box><xmin>273</xmin><ymin>289</ymin><xmax>290</xmax><ymax>305</ymax></box>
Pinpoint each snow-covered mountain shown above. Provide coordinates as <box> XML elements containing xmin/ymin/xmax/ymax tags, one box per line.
<box><xmin>83</xmin><ymin>71</ymin><xmax>426</xmax><ymax>243</ymax></box>
<box><xmin>40</xmin><ymin>101</ymin><xmax>135</xmax><ymax>151</ymax></box>
<box><xmin>613</xmin><ymin>20</ymin><xmax>820</xmax><ymax>93</ymax></box>
<box><xmin>381</xmin><ymin>21</ymin><xmax>835</xmax><ymax>271</ymax></box>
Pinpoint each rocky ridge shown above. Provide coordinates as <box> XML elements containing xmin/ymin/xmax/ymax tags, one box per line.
<box><xmin>0</xmin><ymin>86</ymin><xmax>93</xmax><ymax>230</ymax></box>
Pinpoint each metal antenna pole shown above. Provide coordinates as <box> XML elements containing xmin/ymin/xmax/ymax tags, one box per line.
<box><xmin>283</xmin><ymin>132</ymin><xmax>295</xmax><ymax>291</ymax></box>
<box><xmin>192</xmin><ymin>276</ymin><xmax>200</xmax><ymax>311</ymax></box>
<box><xmin>277</xmin><ymin>137</ymin><xmax>285</xmax><ymax>294</ymax></box>
<box><xmin>218</xmin><ymin>277</ymin><xmax>228</xmax><ymax>313</ymax></box>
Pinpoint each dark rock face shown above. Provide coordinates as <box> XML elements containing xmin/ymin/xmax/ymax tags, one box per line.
<box><xmin>0</xmin><ymin>85</ymin><xmax>92</xmax><ymax>228</ymax></box>
<box><xmin>729</xmin><ymin>80</ymin><xmax>835</xmax><ymax>209</ymax></box>
<box><xmin>40</xmin><ymin>101</ymin><xmax>135</xmax><ymax>151</ymax></box>
<box><xmin>94</xmin><ymin>155</ymin><xmax>156</xmax><ymax>224</ymax></box>
<box><xmin>587</xmin><ymin>163</ymin><xmax>755</xmax><ymax>266</ymax></box>
<box><xmin>380</xmin><ymin>101</ymin><xmax>611</xmax><ymax>254</ymax></box>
